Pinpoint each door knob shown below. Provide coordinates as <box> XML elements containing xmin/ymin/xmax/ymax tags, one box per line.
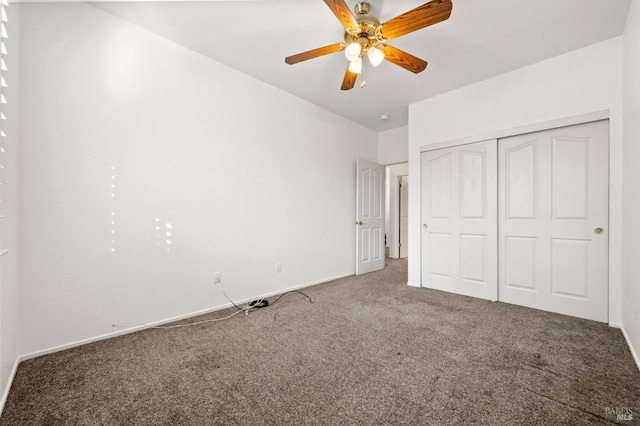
<box><xmin>423</xmin><ymin>224</ymin><xmax>428</xmax><ymax>229</ymax></box>
<box><xmin>356</xmin><ymin>221</ymin><xmax>364</xmax><ymax>225</ymax></box>
<box><xmin>594</xmin><ymin>227</ymin><xmax>604</xmax><ymax>235</ymax></box>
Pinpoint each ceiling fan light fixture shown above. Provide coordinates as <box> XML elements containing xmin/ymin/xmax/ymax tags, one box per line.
<box><xmin>367</xmin><ymin>45</ymin><xmax>384</xmax><ymax>67</ymax></box>
<box><xmin>284</xmin><ymin>0</ymin><xmax>453</xmax><ymax>91</ymax></box>
<box><xmin>345</xmin><ymin>42</ymin><xmax>362</xmax><ymax>61</ymax></box>
<box><xmin>348</xmin><ymin>56</ymin><xmax>363</xmax><ymax>74</ymax></box>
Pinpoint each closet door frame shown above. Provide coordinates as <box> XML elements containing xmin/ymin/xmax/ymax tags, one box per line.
<box><xmin>418</xmin><ymin>111</ymin><xmax>613</xmax><ymax>321</ymax></box>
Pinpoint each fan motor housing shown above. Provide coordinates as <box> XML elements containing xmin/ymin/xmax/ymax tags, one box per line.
<box><xmin>345</xmin><ymin>1</ymin><xmax>385</xmax><ymax>47</ymax></box>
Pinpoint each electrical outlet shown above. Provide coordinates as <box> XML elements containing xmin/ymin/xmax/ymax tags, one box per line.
<box><xmin>214</xmin><ymin>272</ymin><xmax>222</xmax><ymax>284</ymax></box>
<box><xmin>276</xmin><ymin>263</ymin><xmax>282</xmax><ymax>273</ymax></box>
<box><xmin>636</xmin><ymin>304</ymin><xmax>639</xmax><ymax>321</ymax></box>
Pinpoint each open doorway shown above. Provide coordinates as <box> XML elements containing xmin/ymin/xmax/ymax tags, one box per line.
<box><xmin>385</xmin><ymin>163</ymin><xmax>408</xmax><ymax>259</ymax></box>
<box><xmin>399</xmin><ymin>175</ymin><xmax>408</xmax><ymax>258</ymax></box>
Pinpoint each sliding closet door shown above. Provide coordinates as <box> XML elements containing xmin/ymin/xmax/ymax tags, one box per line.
<box><xmin>421</xmin><ymin>140</ymin><xmax>498</xmax><ymax>301</ymax></box>
<box><xmin>498</xmin><ymin>121</ymin><xmax>609</xmax><ymax>322</ymax></box>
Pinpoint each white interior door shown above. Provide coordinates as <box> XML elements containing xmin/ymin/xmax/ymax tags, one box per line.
<box><xmin>356</xmin><ymin>159</ymin><xmax>385</xmax><ymax>275</ymax></box>
<box><xmin>498</xmin><ymin>120</ymin><xmax>609</xmax><ymax>322</ymax></box>
<box><xmin>421</xmin><ymin>140</ymin><xmax>498</xmax><ymax>300</ymax></box>
<box><xmin>399</xmin><ymin>175</ymin><xmax>409</xmax><ymax>258</ymax></box>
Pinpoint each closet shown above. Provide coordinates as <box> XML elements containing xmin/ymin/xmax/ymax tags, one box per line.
<box><xmin>420</xmin><ymin>120</ymin><xmax>609</xmax><ymax>322</ymax></box>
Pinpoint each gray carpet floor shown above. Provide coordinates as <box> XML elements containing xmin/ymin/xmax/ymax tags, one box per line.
<box><xmin>2</xmin><ymin>258</ymin><xmax>639</xmax><ymax>425</ymax></box>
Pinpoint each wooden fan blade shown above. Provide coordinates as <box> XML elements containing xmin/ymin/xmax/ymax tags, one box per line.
<box><xmin>285</xmin><ymin>43</ymin><xmax>345</xmax><ymax>65</ymax></box>
<box><xmin>378</xmin><ymin>44</ymin><xmax>428</xmax><ymax>74</ymax></box>
<box><xmin>381</xmin><ymin>0</ymin><xmax>452</xmax><ymax>41</ymax></box>
<box><xmin>324</xmin><ymin>0</ymin><xmax>358</xmax><ymax>31</ymax></box>
<box><xmin>341</xmin><ymin>64</ymin><xmax>357</xmax><ymax>90</ymax></box>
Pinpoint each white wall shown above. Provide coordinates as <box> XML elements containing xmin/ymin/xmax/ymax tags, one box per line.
<box><xmin>0</xmin><ymin>4</ymin><xmax>21</xmax><ymax>410</ymax></box>
<box><xmin>17</xmin><ymin>3</ymin><xmax>377</xmax><ymax>357</ymax></box>
<box><xmin>622</xmin><ymin>0</ymin><xmax>640</xmax><ymax>367</ymax></box>
<box><xmin>385</xmin><ymin>163</ymin><xmax>408</xmax><ymax>258</ymax></box>
<box><xmin>407</xmin><ymin>38</ymin><xmax>624</xmax><ymax>326</ymax></box>
<box><xmin>378</xmin><ymin>126</ymin><xmax>408</xmax><ymax>165</ymax></box>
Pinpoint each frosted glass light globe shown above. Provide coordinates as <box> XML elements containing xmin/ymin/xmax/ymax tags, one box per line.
<box><xmin>345</xmin><ymin>42</ymin><xmax>362</xmax><ymax>62</ymax></box>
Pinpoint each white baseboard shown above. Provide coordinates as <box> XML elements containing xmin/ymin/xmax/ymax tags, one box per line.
<box><xmin>0</xmin><ymin>357</ymin><xmax>20</xmax><ymax>415</ymax></box>
<box><xmin>620</xmin><ymin>325</ymin><xmax>640</xmax><ymax>373</ymax></box>
<box><xmin>19</xmin><ymin>272</ymin><xmax>355</xmax><ymax>362</ymax></box>
<box><xmin>407</xmin><ymin>281</ymin><xmax>421</xmax><ymax>288</ymax></box>
<box><xmin>609</xmin><ymin>322</ymin><xmax>622</xmax><ymax>329</ymax></box>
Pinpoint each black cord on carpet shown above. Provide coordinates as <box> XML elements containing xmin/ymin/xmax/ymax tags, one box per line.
<box><xmin>268</xmin><ymin>290</ymin><xmax>313</xmax><ymax>306</ymax></box>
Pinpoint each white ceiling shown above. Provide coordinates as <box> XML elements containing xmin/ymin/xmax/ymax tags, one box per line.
<box><xmin>90</xmin><ymin>0</ymin><xmax>631</xmax><ymax>132</ymax></box>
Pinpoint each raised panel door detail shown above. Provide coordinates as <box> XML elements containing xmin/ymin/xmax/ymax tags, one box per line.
<box><xmin>460</xmin><ymin>151</ymin><xmax>486</xmax><ymax>219</ymax></box>
<box><xmin>429</xmin><ymin>233</ymin><xmax>451</xmax><ymax>278</ymax></box>
<box><xmin>373</xmin><ymin>168</ymin><xmax>383</xmax><ymax>219</ymax></box>
<box><xmin>552</xmin><ymin>137</ymin><xmax>588</xmax><ymax>220</ymax></box>
<box><xmin>429</xmin><ymin>153</ymin><xmax>452</xmax><ymax>219</ymax></box>
<box><xmin>551</xmin><ymin>239</ymin><xmax>588</xmax><ymax>299</ymax></box>
<box><xmin>360</xmin><ymin>228</ymin><xmax>370</xmax><ymax>262</ymax></box>
<box><xmin>505</xmin><ymin>236</ymin><xmax>536</xmax><ymax>291</ymax></box>
<box><xmin>460</xmin><ymin>234</ymin><xmax>485</xmax><ymax>283</ymax></box>
<box><xmin>372</xmin><ymin>227</ymin><xmax>382</xmax><ymax>261</ymax></box>
<box><xmin>360</xmin><ymin>169</ymin><xmax>371</xmax><ymax>218</ymax></box>
<box><xmin>505</xmin><ymin>141</ymin><xmax>536</xmax><ymax>219</ymax></box>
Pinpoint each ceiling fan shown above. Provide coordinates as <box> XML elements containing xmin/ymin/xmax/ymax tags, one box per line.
<box><xmin>284</xmin><ymin>0</ymin><xmax>453</xmax><ymax>90</ymax></box>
